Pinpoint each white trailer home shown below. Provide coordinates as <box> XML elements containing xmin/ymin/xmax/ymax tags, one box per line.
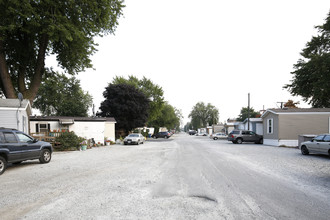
<box><xmin>29</xmin><ymin>116</ymin><xmax>116</xmax><ymax>144</ymax></box>
<box><xmin>0</xmin><ymin>99</ymin><xmax>32</xmax><ymax>133</ymax></box>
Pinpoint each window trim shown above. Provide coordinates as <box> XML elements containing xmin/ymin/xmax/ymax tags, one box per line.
<box><xmin>267</xmin><ymin>118</ymin><xmax>273</xmax><ymax>134</ymax></box>
<box><xmin>36</xmin><ymin>123</ymin><xmax>50</xmax><ymax>133</ymax></box>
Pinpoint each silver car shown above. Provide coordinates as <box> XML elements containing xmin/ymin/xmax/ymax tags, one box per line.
<box><xmin>210</xmin><ymin>133</ymin><xmax>227</xmax><ymax>140</ymax></box>
<box><xmin>124</xmin><ymin>133</ymin><xmax>145</xmax><ymax>145</ymax></box>
<box><xmin>300</xmin><ymin>134</ymin><xmax>330</xmax><ymax>157</ymax></box>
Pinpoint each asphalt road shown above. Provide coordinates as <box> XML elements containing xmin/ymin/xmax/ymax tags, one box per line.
<box><xmin>1</xmin><ymin>133</ymin><xmax>330</xmax><ymax>219</ymax></box>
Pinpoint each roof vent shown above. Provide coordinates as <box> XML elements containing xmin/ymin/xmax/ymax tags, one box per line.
<box><xmin>283</xmin><ymin>107</ymin><xmax>289</xmax><ymax>110</ymax></box>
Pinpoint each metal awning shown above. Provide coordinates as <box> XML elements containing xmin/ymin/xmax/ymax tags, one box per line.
<box><xmin>59</xmin><ymin>119</ymin><xmax>74</xmax><ymax>125</ymax></box>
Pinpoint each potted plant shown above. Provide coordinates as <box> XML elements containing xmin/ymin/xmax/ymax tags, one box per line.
<box><xmin>80</xmin><ymin>140</ymin><xmax>87</xmax><ymax>151</ymax></box>
<box><xmin>105</xmin><ymin>137</ymin><xmax>111</xmax><ymax>146</ymax></box>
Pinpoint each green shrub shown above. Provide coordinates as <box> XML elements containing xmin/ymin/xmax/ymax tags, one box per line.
<box><xmin>141</xmin><ymin>129</ymin><xmax>150</xmax><ymax>138</ymax></box>
<box><xmin>55</xmin><ymin>131</ymin><xmax>84</xmax><ymax>151</ymax></box>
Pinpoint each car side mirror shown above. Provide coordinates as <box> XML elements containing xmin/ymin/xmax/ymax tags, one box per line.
<box><xmin>33</xmin><ymin>138</ymin><xmax>39</xmax><ymax>143</ymax></box>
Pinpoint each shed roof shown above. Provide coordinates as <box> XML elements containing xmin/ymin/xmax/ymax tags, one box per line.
<box><xmin>0</xmin><ymin>99</ymin><xmax>32</xmax><ymax>115</ymax></box>
<box><xmin>242</xmin><ymin>118</ymin><xmax>263</xmax><ymax>123</ymax></box>
<box><xmin>30</xmin><ymin>116</ymin><xmax>116</xmax><ymax>123</ymax></box>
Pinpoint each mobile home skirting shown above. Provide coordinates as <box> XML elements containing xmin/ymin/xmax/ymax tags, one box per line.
<box><xmin>263</xmin><ymin>139</ymin><xmax>298</xmax><ymax>147</ymax></box>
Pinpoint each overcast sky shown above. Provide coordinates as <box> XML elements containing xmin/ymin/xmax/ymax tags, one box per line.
<box><xmin>48</xmin><ymin>0</ymin><xmax>330</xmax><ymax>125</ymax></box>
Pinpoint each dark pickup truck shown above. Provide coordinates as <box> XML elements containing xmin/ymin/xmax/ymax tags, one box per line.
<box><xmin>0</xmin><ymin>128</ymin><xmax>53</xmax><ymax>175</ymax></box>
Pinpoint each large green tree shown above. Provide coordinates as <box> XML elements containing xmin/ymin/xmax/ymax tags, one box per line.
<box><xmin>0</xmin><ymin>0</ymin><xmax>124</xmax><ymax>102</ymax></box>
<box><xmin>98</xmin><ymin>83</ymin><xmax>150</xmax><ymax>134</ymax></box>
<box><xmin>284</xmin><ymin>11</ymin><xmax>330</xmax><ymax>107</ymax></box>
<box><xmin>148</xmin><ymin>102</ymin><xmax>182</xmax><ymax>132</ymax></box>
<box><xmin>189</xmin><ymin>102</ymin><xmax>219</xmax><ymax>129</ymax></box>
<box><xmin>111</xmin><ymin>75</ymin><xmax>165</xmax><ymax>122</ymax></box>
<box><xmin>33</xmin><ymin>72</ymin><xmax>93</xmax><ymax>117</ymax></box>
<box><xmin>236</xmin><ymin>107</ymin><xmax>259</xmax><ymax>122</ymax></box>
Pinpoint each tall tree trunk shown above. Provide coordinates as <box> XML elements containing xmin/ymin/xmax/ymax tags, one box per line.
<box><xmin>0</xmin><ymin>40</ymin><xmax>16</xmax><ymax>98</ymax></box>
<box><xmin>24</xmin><ymin>34</ymin><xmax>49</xmax><ymax>103</ymax></box>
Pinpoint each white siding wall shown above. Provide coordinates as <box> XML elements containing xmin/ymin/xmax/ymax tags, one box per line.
<box><xmin>70</xmin><ymin>121</ymin><xmax>105</xmax><ymax>144</ymax></box>
<box><xmin>30</xmin><ymin>121</ymin><xmax>60</xmax><ymax>133</ymax></box>
<box><xmin>256</xmin><ymin>123</ymin><xmax>263</xmax><ymax>135</ymax></box>
<box><xmin>0</xmin><ymin>110</ymin><xmax>29</xmax><ymax>132</ymax></box>
<box><xmin>243</xmin><ymin>123</ymin><xmax>249</xmax><ymax>130</ymax></box>
<box><xmin>237</xmin><ymin>123</ymin><xmax>244</xmax><ymax>130</ymax></box>
<box><xmin>0</xmin><ymin>110</ymin><xmax>17</xmax><ymax>129</ymax></box>
<box><xmin>104</xmin><ymin>122</ymin><xmax>116</xmax><ymax>141</ymax></box>
<box><xmin>19</xmin><ymin>111</ymin><xmax>29</xmax><ymax>133</ymax></box>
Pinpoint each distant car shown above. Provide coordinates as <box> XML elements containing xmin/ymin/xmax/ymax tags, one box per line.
<box><xmin>300</xmin><ymin>134</ymin><xmax>330</xmax><ymax>157</ymax></box>
<box><xmin>124</xmin><ymin>133</ymin><xmax>145</xmax><ymax>145</ymax></box>
<box><xmin>188</xmin><ymin>130</ymin><xmax>197</xmax><ymax>135</ymax></box>
<box><xmin>0</xmin><ymin>128</ymin><xmax>53</xmax><ymax>175</ymax></box>
<box><xmin>210</xmin><ymin>133</ymin><xmax>227</xmax><ymax>140</ymax></box>
<box><xmin>152</xmin><ymin>132</ymin><xmax>171</xmax><ymax>139</ymax></box>
<box><xmin>227</xmin><ymin>130</ymin><xmax>263</xmax><ymax>144</ymax></box>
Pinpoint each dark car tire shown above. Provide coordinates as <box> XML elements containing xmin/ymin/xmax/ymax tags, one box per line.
<box><xmin>236</xmin><ymin>138</ymin><xmax>243</xmax><ymax>144</ymax></box>
<box><xmin>301</xmin><ymin>145</ymin><xmax>309</xmax><ymax>155</ymax></box>
<box><xmin>39</xmin><ymin>149</ymin><xmax>52</xmax><ymax>164</ymax></box>
<box><xmin>232</xmin><ymin>141</ymin><xmax>237</xmax><ymax>144</ymax></box>
<box><xmin>213</xmin><ymin>137</ymin><xmax>218</xmax><ymax>140</ymax></box>
<box><xmin>0</xmin><ymin>156</ymin><xmax>7</xmax><ymax>175</ymax></box>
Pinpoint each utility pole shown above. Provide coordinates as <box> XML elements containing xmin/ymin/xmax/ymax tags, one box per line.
<box><xmin>248</xmin><ymin>93</ymin><xmax>250</xmax><ymax>130</ymax></box>
<box><xmin>277</xmin><ymin>102</ymin><xmax>285</xmax><ymax>109</ymax></box>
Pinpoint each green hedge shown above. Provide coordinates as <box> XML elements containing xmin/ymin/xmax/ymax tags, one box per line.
<box><xmin>55</xmin><ymin>131</ymin><xmax>84</xmax><ymax>151</ymax></box>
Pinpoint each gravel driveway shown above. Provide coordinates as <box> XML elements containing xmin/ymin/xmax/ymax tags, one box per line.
<box><xmin>1</xmin><ymin>133</ymin><xmax>330</xmax><ymax>219</ymax></box>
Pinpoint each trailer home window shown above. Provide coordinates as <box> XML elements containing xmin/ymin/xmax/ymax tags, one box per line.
<box><xmin>267</xmin><ymin>118</ymin><xmax>273</xmax><ymax>134</ymax></box>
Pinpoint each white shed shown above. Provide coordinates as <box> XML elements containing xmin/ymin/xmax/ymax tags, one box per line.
<box><xmin>0</xmin><ymin>99</ymin><xmax>32</xmax><ymax>133</ymax></box>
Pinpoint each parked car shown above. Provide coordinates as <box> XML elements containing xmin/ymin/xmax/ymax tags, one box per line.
<box><xmin>227</xmin><ymin>130</ymin><xmax>263</xmax><ymax>144</ymax></box>
<box><xmin>0</xmin><ymin>128</ymin><xmax>53</xmax><ymax>175</ymax></box>
<box><xmin>152</xmin><ymin>132</ymin><xmax>171</xmax><ymax>139</ymax></box>
<box><xmin>124</xmin><ymin>133</ymin><xmax>145</xmax><ymax>145</ymax></box>
<box><xmin>210</xmin><ymin>133</ymin><xmax>227</xmax><ymax>140</ymax></box>
<box><xmin>188</xmin><ymin>130</ymin><xmax>197</xmax><ymax>135</ymax></box>
<box><xmin>299</xmin><ymin>134</ymin><xmax>330</xmax><ymax>157</ymax></box>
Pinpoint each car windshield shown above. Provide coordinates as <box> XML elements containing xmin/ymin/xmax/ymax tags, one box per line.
<box><xmin>128</xmin><ymin>134</ymin><xmax>139</xmax><ymax>137</ymax></box>
<box><xmin>16</xmin><ymin>133</ymin><xmax>34</xmax><ymax>143</ymax></box>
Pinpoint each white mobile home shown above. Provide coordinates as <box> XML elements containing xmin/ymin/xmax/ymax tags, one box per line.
<box><xmin>0</xmin><ymin>99</ymin><xmax>32</xmax><ymax>133</ymax></box>
<box><xmin>30</xmin><ymin>116</ymin><xmax>116</xmax><ymax>144</ymax></box>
